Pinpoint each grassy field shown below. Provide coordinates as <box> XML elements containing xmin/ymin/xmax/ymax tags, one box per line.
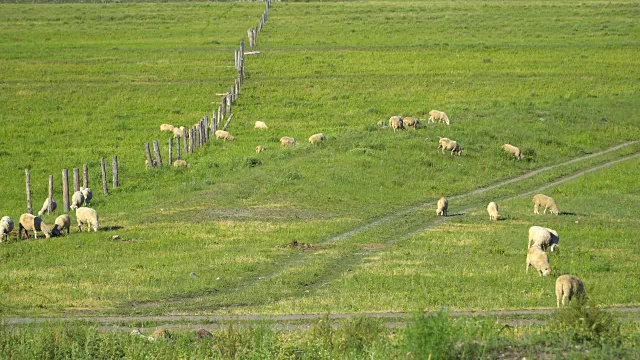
<box><xmin>1</xmin><ymin>0</ymin><xmax>639</xmax><ymax>326</ymax></box>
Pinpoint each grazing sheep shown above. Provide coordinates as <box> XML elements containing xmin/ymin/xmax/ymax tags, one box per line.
<box><xmin>256</xmin><ymin>145</ymin><xmax>266</xmax><ymax>153</ymax></box>
<box><xmin>18</xmin><ymin>213</ymin><xmax>51</xmax><ymax>239</ymax></box>
<box><xmin>389</xmin><ymin>116</ymin><xmax>405</xmax><ymax>132</ymax></box>
<box><xmin>403</xmin><ymin>117</ymin><xmax>421</xmax><ymax>129</ymax></box>
<box><xmin>172</xmin><ymin>126</ymin><xmax>186</xmax><ymax>138</ymax></box>
<box><xmin>214</xmin><ymin>130</ymin><xmax>235</xmax><ymax>141</ymax></box>
<box><xmin>80</xmin><ymin>187</ymin><xmax>93</xmax><ymax>206</ymax></box>
<box><xmin>437</xmin><ymin>137</ymin><xmax>463</xmax><ymax>156</ymax></box>
<box><xmin>37</xmin><ymin>198</ymin><xmax>57</xmax><ymax>216</ymax></box>
<box><xmin>528</xmin><ymin>226</ymin><xmax>560</xmax><ymax>252</ymax></box>
<box><xmin>280</xmin><ymin>137</ymin><xmax>296</xmax><ymax>147</ymax></box>
<box><xmin>160</xmin><ymin>124</ymin><xmax>175</xmax><ymax>132</ymax></box>
<box><xmin>309</xmin><ymin>133</ymin><xmax>326</xmax><ymax>144</ymax></box>
<box><xmin>76</xmin><ymin>207</ymin><xmax>99</xmax><ymax>232</ymax></box>
<box><xmin>502</xmin><ymin>144</ymin><xmax>524</xmax><ymax>160</ymax></box>
<box><xmin>173</xmin><ymin>159</ymin><xmax>190</xmax><ymax>168</ymax></box>
<box><xmin>436</xmin><ymin>197</ymin><xmax>448</xmax><ymax>216</ymax></box>
<box><xmin>52</xmin><ymin>214</ymin><xmax>71</xmax><ymax>236</ymax></box>
<box><xmin>555</xmin><ymin>274</ymin><xmax>585</xmax><ymax>307</ymax></box>
<box><xmin>376</xmin><ymin>121</ymin><xmax>387</xmax><ymax>128</ymax></box>
<box><xmin>428</xmin><ymin>110</ymin><xmax>450</xmax><ymax>125</ymax></box>
<box><xmin>70</xmin><ymin>190</ymin><xmax>85</xmax><ymax>211</ymax></box>
<box><xmin>526</xmin><ymin>247</ymin><xmax>551</xmax><ymax>276</ymax></box>
<box><xmin>487</xmin><ymin>202</ymin><xmax>499</xmax><ymax>221</ymax></box>
<box><xmin>532</xmin><ymin>194</ymin><xmax>559</xmax><ymax>215</ymax></box>
<box><xmin>1</xmin><ymin>216</ymin><xmax>14</xmax><ymax>242</ymax></box>
<box><xmin>254</xmin><ymin>121</ymin><xmax>268</xmax><ymax>130</ymax></box>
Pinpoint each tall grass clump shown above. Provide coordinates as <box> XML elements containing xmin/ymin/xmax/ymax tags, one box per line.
<box><xmin>549</xmin><ymin>299</ymin><xmax>622</xmax><ymax>347</ymax></box>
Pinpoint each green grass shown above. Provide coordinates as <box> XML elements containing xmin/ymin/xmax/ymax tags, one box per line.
<box><xmin>0</xmin><ymin>0</ymin><xmax>639</xmax><ymax>319</ymax></box>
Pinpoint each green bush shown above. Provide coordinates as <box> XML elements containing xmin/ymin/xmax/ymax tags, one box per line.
<box><xmin>550</xmin><ymin>300</ymin><xmax>622</xmax><ymax>346</ymax></box>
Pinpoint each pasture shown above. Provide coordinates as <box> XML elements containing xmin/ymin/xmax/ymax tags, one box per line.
<box><xmin>0</xmin><ymin>0</ymin><xmax>639</xmax><ymax>332</ymax></box>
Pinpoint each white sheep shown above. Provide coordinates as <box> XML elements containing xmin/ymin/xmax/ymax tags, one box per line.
<box><xmin>18</xmin><ymin>213</ymin><xmax>51</xmax><ymax>239</ymax></box>
<box><xmin>528</xmin><ymin>226</ymin><xmax>560</xmax><ymax>252</ymax></box>
<box><xmin>160</xmin><ymin>124</ymin><xmax>175</xmax><ymax>132</ymax></box>
<box><xmin>70</xmin><ymin>190</ymin><xmax>85</xmax><ymax>211</ymax></box>
<box><xmin>487</xmin><ymin>202</ymin><xmax>499</xmax><ymax>221</ymax></box>
<box><xmin>389</xmin><ymin>116</ymin><xmax>404</xmax><ymax>132</ymax></box>
<box><xmin>173</xmin><ymin>159</ymin><xmax>190</xmax><ymax>168</ymax></box>
<box><xmin>555</xmin><ymin>274</ymin><xmax>585</xmax><ymax>307</ymax></box>
<box><xmin>280</xmin><ymin>137</ymin><xmax>296</xmax><ymax>147</ymax></box>
<box><xmin>214</xmin><ymin>130</ymin><xmax>235</xmax><ymax>141</ymax></box>
<box><xmin>256</xmin><ymin>145</ymin><xmax>266</xmax><ymax>153</ymax></box>
<box><xmin>76</xmin><ymin>207</ymin><xmax>99</xmax><ymax>232</ymax></box>
<box><xmin>172</xmin><ymin>126</ymin><xmax>186</xmax><ymax>138</ymax></box>
<box><xmin>254</xmin><ymin>121</ymin><xmax>268</xmax><ymax>130</ymax></box>
<box><xmin>0</xmin><ymin>216</ymin><xmax>14</xmax><ymax>242</ymax></box>
<box><xmin>52</xmin><ymin>214</ymin><xmax>71</xmax><ymax>236</ymax></box>
<box><xmin>80</xmin><ymin>187</ymin><xmax>93</xmax><ymax>206</ymax></box>
<box><xmin>403</xmin><ymin>117</ymin><xmax>420</xmax><ymax>129</ymax></box>
<box><xmin>436</xmin><ymin>197</ymin><xmax>448</xmax><ymax>216</ymax></box>
<box><xmin>309</xmin><ymin>133</ymin><xmax>326</xmax><ymax>144</ymax></box>
<box><xmin>437</xmin><ymin>137</ymin><xmax>463</xmax><ymax>156</ymax></box>
<box><xmin>526</xmin><ymin>246</ymin><xmax>551</xmax><ymax>276</ymax></box>
<box><xmin>428</xmin><ymin>110</ymin><xmax>450</xmax><ymax>125</ymax></box>
<box><xmin>502</xmin><ymin>144</ymin><xmax>524</xmax><ymax>160</ymax></box>
<box><xmin>532</xmin><ymin>194</ymin><xmax>559</xmax><ymax>215</ymax></box>
<box><xmin>37</xmin><ymin>198</ymin><xmax>57</xmax><ymax>216</ymax></box>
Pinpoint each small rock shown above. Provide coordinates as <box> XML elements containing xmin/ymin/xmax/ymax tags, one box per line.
<box><xmin>216</xmin><ymin>277</ymin><xmax>221</xmax><ymax>281</ymax></box>
<box><xmin>112</xmin><ymin>235</ymin><xmax>120</xmax><ymax>240</ymax></box>
<box><xmin>189</xmin><ymin>272</ymin><xmax>198</xmax><ymax>278</ymax></box>
<box><xmin>258</xmin><ymin>276</ymin><xmax>266</xmax><ymax>280</ymax></box>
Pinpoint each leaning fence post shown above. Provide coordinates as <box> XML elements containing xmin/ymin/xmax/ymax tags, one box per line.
<box><xmin>101</xmin><ymin>158</ymin><xmax>109</xmax><ymax>196</ymax></box>
<box><xmin>47</xmin><ymin>175</ymin><xmax>54</xmax><ymax>215</ymax></box>
<box><xmin>25</xmin><ymin>169</ymin><xmax>32</xmax><ymax>215</ymax></box>
<box><xmin>62</xmin><ymin>169</ymin><xmax>70</xmax><ymax>213</ymax></box>
<box><xmin>112</xmin><ymin>155</ymin><xmax>119</xmax><ymax>189</ymax></box>
<box><xmin>83</xmin><ymin>164</ymin><xmax>89</xmax><ymax>188</ymax></box>
<box><xmin>153</xmin><ymin>140</ymin><xmax>162</xmax><ymax>167</ymax></box>
<box><xmin>73</xmin><ymin>168</ymin><xmax>80</xmax><ymax>192</ymax></box>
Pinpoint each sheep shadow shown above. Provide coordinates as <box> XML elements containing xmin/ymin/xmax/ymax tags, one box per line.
<box><xmin>559</xmin><ymin>212</ymin><xmax>580</xmax><ymax>216</ymax></box>
<box><xmin>101</xmin><ymin>225</ymin><xmax>124</xmax><ymax>232</ymax></box>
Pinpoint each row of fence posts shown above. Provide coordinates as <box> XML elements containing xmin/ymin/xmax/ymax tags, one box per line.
<box><xmin>145</xmin><ymin>0</ymin><xmax>272</xmax><ymax>170</ymax></box>
<box><xmin>24</xmin><ymin>157</ymin><xmax>118</xmax><ymax>215</ymax></box>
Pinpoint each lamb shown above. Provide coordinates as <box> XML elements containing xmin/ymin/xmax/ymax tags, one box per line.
<box><xmin>437</xmin><ymin>137</ymin><xmax>463</xmax><ymax>156</ymax></box>
<box><xmin>403</xmin><ymin>117</ymin><xmax>420</xmax><ymax>129</ymax></box>
<box><xmin>487</xmin><ymin>202</ymin><xmax>499</xmax><ymax>221</ymax></box>
<box><xmin>76</xmin><ymin>207</ymin><xmax>99</xmax><ymax>232</ymax></box>
<box><xmin>526</xmin><ymin>246</ymin><xmax>551</xmax><ymax>276</ymax></box>
<box><xmin>389</xmin><ymin>116</ymin><xmax>405</xmax><ymax>132</ymax></box>
<box><xmin>18</xmin><ymin>213</ymin><xmax>51</xmax><ymax>239</ymax></box>
<box><xmin>160</xmin><ymin>124</ymin><xmax>175</xmax><ymax>132</ymax></box>
<box><xmin>436</xmin><ymin>197</ymin><xmax>448</xmax><ymax>216</ymax></box>
<box><xmin>502</xmin><ymin>144</ymin><xmax>524</xmax><ymax>160</ymax></box>
<box><xmin>52</xmin><ymin>214</ymin><xmax>71</xmax><ymax>236</ymax></box>
<box><xmin>309</xmin><ymin>133</ymin><xmax>326</xmax><ymax>144</ymax></box>
<box><xmin>555</xmin><ymin>274</ymin><xmax>585</xmax><ymax>307</ymax></box>
<box><xmin>254</xmin><ymin>121</ymin><xmax>268</xmax><ymax>130</ymax></box>
<box><xmin>172</xmin><ymin>126</ymin><xmax>186</xmax><ymax>138</ymax></box>
<box><xmin>528</xmin><ymin>226</ymin><xmax>560</xmax><ymax>252</ymax></box>
<box><xmin>532</xmin><ymin>194</ymin><xmax>559</xmax><ymax>215</ymax></box>
<box><xmin>280</xmin><ymin>137</ymin><xmax>296</xmax><ymax>147</ymax></box>
<box><xmin>70</xmin><ymin>190</ymin><xmax>85</xmax><ymax>210</ymax></box>
<box><xmin>37</xmin><ymin>198</ymin><xmax>57</xmax><ymax>216</ymax></box>
<box><xmin>0</xmin><ymin>216</ymin><xmax>14</xmax><ymax>242</ymax></box>
<box><xmin>214</xmin><ymin>130</ymin><xmax>235</xmax><ymax>141</ymax></box>
<box><xmin>428</xmin><ymin>110</ymin><xmax>450</xmax><ymax>125</ymax></box>
<box><xmin>80</xmin><ymin>187</ymin><xmax>93</xmax><ymax>206</ymax></box>
<box><xmin>173</xmin><ymin>159</ymin><xmax>190</xmax><ymax>168</ymax></box>
<box><xmin>256</xmin><ymin>145</ymin><xmax>266</xmax><ymax>153</ymax></box>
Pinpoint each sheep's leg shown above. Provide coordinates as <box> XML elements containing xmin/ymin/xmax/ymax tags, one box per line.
<box><xmin>533</xmin><ymin>204</ymin><xmax>539</xmax><ymax>214</ymax></box>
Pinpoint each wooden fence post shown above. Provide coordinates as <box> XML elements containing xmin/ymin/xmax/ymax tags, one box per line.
<box><xmin>112</xmin><ymin>155</ymin><xmax>119</xmax><ymax>189</ymax></box>
<box><xmin>211</xmin><ymin>112</ymin><xmax>217</xmax><ymax>134</ymax></box>
<box><xmin>73</xmin><ymin>168</ymin><xmax>80</xmax><ymax>192</ymax></box>
<box><xmin>204</xmin><ymin>116</ymin><xmax>209</xmax><ymax>141</ymax></box>
<box><xmin>47</xmin><ymin>175</ymin><xmax>54</xmax><ymax>214</ymax></box>
<box><xmin>176</xmin><ymin>136</ymin><xmax>182</xmax><ymax>160</ymax></box>
<box><xmin>153</xmin><ymin>140</ymin><xmax>162</xmax><ymax>167</ymax></box>
<box><xmin>145</xmin><ymin>142</ymin><xmax>153</xmax><ymax>169</ymax></box>
<box><xmin>101</xmin><ymin>158</ymin><xmax>109</xmax><ymax>196</ymax></box>
<box><xmin>83</xmin><ymin>164</ymin><xmax>89</xmax><ymax>188</ymax></box>
<box><xmin>25</xmin><ymin>169</ymin><xmax>32</xmax><ymax>215</ymax></box>
<box><xmin>168</xmin><ymin>138</ymin><xmax>173</xmax><ymax>166</ymax></box>
<box><xmin>222</xmin><ymin>114</ymin><xmax>234</xmax><ymax>131</ymax></box>
<box><xmin>190</xmin><ymin>128</ymin><xmax>196</xmax><ymax>153</ymax></box>
<box><xmin>62</xmin><ymin>169</ymin><xmax>69</xmax><ymax>213</ymax></box>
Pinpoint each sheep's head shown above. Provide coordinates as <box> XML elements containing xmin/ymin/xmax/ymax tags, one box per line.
<box><xmin>540</xmin><ymin>266</ymin><xmax>551</xmax><ymax>277</ymax></box>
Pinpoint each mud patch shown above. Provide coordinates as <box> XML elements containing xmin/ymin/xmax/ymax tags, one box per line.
<box><xmin>284</xmin><ymin>240</ymin><xmax>314</xmax><ymax>250</ymax></box>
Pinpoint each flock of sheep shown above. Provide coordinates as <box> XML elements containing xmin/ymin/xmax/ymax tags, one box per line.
<box><xmin>436</xmin><ymin>192</ymin><xmax>585</xmax><ymax>307</ymax></box>
<box><xmin>0</xmin><ymin>187</ymin><xmax>100</xmax><ymax>243</ymax></box>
